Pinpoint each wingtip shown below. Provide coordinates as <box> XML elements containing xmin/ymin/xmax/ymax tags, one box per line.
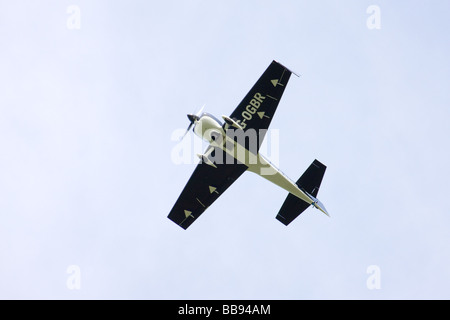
<box><xmin>273</xmin><ymin>60</ymin><xmax>300</xmax><ymax>77</ymax></box>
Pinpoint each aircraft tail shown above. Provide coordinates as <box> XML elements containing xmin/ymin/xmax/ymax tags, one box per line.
<box><xmin>276</xmin><ymin>159</ymin><xmax>328</xmax><ymax>226</ymax></box>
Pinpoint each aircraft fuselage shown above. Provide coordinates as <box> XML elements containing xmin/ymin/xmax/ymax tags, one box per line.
<box><xmin>192</xmin><ymin>113</ymin><xmax>315</xmax><ymax>207</ymax></box>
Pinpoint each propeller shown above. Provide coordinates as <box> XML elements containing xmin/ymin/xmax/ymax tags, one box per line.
<box><xmin>179</xmin><ymin>104</ymin><xmax>205</xmax><ymax>141</ymax></box>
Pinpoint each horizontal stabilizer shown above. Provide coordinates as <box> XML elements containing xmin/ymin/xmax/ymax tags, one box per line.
<box><xmin>297</xmin><ymin>159</ymin><xmax>326</xmax><ymax>197</ymax></box>
<box><xmin>276</xmin><ymin>159</ymin><xmax>327</xmax><ymax>225</ymax></box>
<box><xmin>276</xmin><ymin>193</ymin><xmax>310</xmax><ymax>225</ymax></box>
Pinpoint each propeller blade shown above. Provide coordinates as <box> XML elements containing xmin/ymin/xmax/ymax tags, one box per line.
<box><xmin>179</xmin><ymin>122</ymin><xmax>194</xmax><ymax>141</ymax></box>
<box><xmin>179</xmin><ymin>104</ymin><xmax>205</xmax><ymax>141</ymax></box>
<box><xmin>196</xmin><ymin>104</ymin><xmax>205</xmax><ymax>117</ymax></box>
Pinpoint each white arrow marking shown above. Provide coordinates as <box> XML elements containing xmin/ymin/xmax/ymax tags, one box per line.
<box><xmin>257</xmin><ymin>111</ymin><xmax>270</xmax><ymax>119</ymax></box>
<box><xmin>209</xmin><ymin>186</ymin><xmax>219</xmax><ymax>194</ymax></box>
<box><xmin>184</xmin><ymin>210</ymin><xmax>193</xmax><ymax>218</ymax></box>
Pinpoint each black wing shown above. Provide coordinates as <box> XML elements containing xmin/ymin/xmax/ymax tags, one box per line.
<box><xmin>168</xmin><ymin>60</ymin><xmax>295</xmax><ymax>229</ymax></box>
<box><xmin>228</xmin><ymin>60</ymin><xmax>294</xmax><ymax>151</ymax></box>
<box><xmin>168</xmin><ymin>146</ymin><xmax>248</xmax><ymax>229</ymax></box>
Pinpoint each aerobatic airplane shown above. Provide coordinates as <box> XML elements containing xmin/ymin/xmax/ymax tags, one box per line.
<box><xmin>168</xmin><ymin>60</ymin><xmax>329</xmax><ymax>229</ymax></box>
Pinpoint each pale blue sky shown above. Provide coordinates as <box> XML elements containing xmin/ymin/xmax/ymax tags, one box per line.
<box><xmin>1</xmin><ymin>0</ymin><xmax>449</xmax><ymax>299</ymax></box>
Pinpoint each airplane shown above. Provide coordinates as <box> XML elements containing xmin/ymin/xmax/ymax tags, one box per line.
<box><xmin>168</xmin><ymin>60</ymin><xmax>329</xmax><ymax>229</ymax></box>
